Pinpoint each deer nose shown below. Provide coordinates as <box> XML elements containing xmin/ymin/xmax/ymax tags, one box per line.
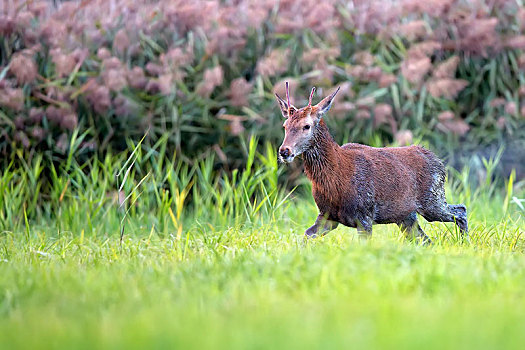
<box><xmin>279</xmin><ymin>147</ymin><xmax>292</xmax><ymax>159</ymax></box>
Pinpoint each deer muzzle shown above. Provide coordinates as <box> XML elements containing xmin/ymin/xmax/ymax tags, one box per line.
<box><xmin>279</xmin><ymin>146</ymin><xmax>295</xmax><ymax>163</ymax></box>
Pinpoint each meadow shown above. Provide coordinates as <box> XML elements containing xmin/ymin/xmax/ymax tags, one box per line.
<box><xmin>1</xmin><ymin>138</ymin><xmax>525</xmax><ymax>349</ymax></box>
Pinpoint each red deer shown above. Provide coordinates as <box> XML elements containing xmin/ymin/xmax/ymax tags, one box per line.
<box><xmin>276</xmin><ymin>83</ymin><xmax>468</xmax><ymax>243</ymax></box>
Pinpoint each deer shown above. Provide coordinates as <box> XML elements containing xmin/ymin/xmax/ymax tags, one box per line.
<box><xmin>275</xmin><ymin>82</ymin><xmax>468</xmax><ymax>244</ymax></box>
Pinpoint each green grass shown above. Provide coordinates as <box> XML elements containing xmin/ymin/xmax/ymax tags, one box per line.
<box><xmin>1</xmin><ymin>139</ymin><xmax>525</xmax><ymax>349</ymax></box>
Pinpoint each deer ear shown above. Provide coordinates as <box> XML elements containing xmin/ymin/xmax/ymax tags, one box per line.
<box><xmin>275</xmin><ymin>93</ymin><xmax>297</xmax><ymax>119</ymax></box>
<box><xmin>315</xmin><ymin>87</ymin><xmax>340</xmax><ymax>116</ymax></box>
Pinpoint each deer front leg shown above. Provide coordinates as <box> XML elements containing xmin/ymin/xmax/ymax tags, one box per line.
<box><xmin>305</xmin><ymin>214</ymin><xmax>339</xmax><ymax>239</ymax></box>
<box><xmin>356</xmin><ymin>217</ymin><xmax>373</xmax><ymax>240</ymax></box>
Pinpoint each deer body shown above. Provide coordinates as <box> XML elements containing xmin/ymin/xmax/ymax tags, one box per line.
<box><xmin>276</xmin><ymin>84</ymin><xmax>468</xmax><ymax>243</ymax></box>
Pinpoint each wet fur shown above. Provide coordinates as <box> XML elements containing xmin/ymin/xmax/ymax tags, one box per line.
<box><xmin>301</xmin><ymin>119</ymin><xmax>468</xmax><ymax>242</ymax></box>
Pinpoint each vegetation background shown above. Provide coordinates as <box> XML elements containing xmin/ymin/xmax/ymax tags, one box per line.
<box><xmin>1</xmin><ymin>0</ymin><xmax>525</xmax><ymax>349</ymax></box>
<box><xmin>2</xmin><ymin>0</ymin><xmax>525</xmax><ymax>177</ymax></box>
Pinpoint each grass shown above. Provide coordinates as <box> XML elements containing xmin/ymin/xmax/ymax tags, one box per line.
<box><xmin>1</xmin><ymin>138</ymin><xmax>525</xmax><ymax>349</ymax></box>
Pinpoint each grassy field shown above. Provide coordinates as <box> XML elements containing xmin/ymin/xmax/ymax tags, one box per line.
<box><xmin>1</xmin><ymin>140</ymin><xmax>525</xmax><ymax>349</ymax></box>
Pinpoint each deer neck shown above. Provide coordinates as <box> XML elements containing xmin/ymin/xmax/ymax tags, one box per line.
<box><xmin>303</xmin><ymin>121</ymin><xmax>340</xmax><ymax>184</ymax></box>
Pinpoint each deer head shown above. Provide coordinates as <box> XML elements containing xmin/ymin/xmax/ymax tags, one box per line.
<box><xmin>276</xmin><ymin>82</ymin><xmax>340</xmax><ymax>163</ymax></box>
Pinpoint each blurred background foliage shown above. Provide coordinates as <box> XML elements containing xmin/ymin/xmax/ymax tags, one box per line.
<box><xmin>1</xmin><ymin>0</ymin><xmax>525</xmax><ymax>183</ymax></box>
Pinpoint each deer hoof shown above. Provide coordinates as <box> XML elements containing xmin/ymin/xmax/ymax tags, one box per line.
<box><xmin>304</xmin><ymin>226</ymin><xmax>318</xmax><ymax>239</ymax></box>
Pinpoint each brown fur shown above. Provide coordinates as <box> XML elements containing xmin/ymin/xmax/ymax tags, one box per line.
<box><xmin>276</xmin><ymin>86</ymin><xmax>468</xmax><ymax>242</ymax></box>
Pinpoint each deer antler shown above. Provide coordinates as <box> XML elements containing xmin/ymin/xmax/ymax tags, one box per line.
<box><xmin>308</xmin><ymin>87</ymin><xmax>316</xmax><ymax>107</ymax></box>
<box><xmin>285</xmin><ymin>81</ymin><xmax>292</xmax><ymax>117</ymax></box>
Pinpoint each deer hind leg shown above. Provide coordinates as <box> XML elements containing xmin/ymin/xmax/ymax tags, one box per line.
<box><xmin>419</xmin><ymin>172</ymin><xmax>468</xmax><ymax>236</ymax></box>
<box><xmin>419</xmin><ymin>204</ymin><xmax>468</xmax><ymax>236</ymax></box>
<box><xmin>305</xmin><ymin>214</ymin><xmax>339</xmax><ymax>239</ymax></box>
<box><xmin>397</xmin><ymin>212</ymin><xmax>432</xmax><ymax>245</ymax></box>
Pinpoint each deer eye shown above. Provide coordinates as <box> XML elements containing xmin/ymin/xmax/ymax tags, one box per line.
<box><xmin>303</xmin><ymin>125</ymin><xmax>311</xmax><ymax>130</ymax></box>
